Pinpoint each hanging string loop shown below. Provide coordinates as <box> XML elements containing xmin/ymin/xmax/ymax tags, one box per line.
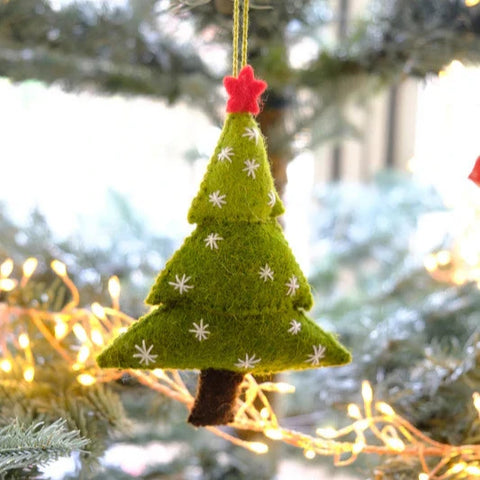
<box><xmin>241</xmin><ymin>0</ymin><xmax>250</xmax><ymax>70</ymax></box>
<box><xmin>232</xmin><ymin>0</ymin><xmax>250</xmax><ymax>77</ymax></box>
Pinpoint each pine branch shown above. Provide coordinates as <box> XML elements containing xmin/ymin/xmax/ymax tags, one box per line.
<box><xmin>0</xmin><ymin>0</ymin><xmax>214</xmax><ymax>100</ymax></box>
<box><xmin>2</xmin><ymin>0</ymin><xmax>479</xmax><ymax>101</ymax></box>
<box><xmin>82</xmin><ymin>383</ymin><xmax>130</xmax><ymax>432</ymax></box>
<box><xmin>305</xmin><ymin>0</ymin><xmax>480</xmax><ymax>86</ymax></box>
<box><xmin>0</xmin><ymin>419</ymin><xmax>88</xmax><ymax>473</ymax></box>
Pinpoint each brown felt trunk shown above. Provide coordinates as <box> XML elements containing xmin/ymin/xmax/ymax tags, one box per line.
<box><xmin>188</xmin><ymin>368</ymin><xmax>244</xmax><ymax>426</ymax></box>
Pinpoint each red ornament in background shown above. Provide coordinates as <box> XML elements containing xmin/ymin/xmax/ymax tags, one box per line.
<box><xmin>468</xmin><ymin>156</ymin><xmax>480</xmax><ymax>186</ymax></box>
<box><xmin>223</xmin><ymin>65</ymin><xmax>267</xmax><ymax>115</ymax></box>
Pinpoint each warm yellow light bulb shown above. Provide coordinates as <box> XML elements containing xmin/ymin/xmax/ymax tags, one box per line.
<box><xmin>352</xmin><ymin>440</ymin><xmax>365</xmax><ymax>454</ymax></box>
<box><xmin>0</xmin><ymin>359</ymin><xmax>12</xmax><ymax>373</ymax></box>
<box><xmin>264</xmin><ymin>428</ymin><xmax>283</xmax><ymax>440</ymax></box>
<box><xmin>423</xmin><ymin>254</ymin><xmax>438</xmax><ymax>272</ymax></box>
<box><xmin>0</xmin><ymin>258</ymin><xmax>13</xmax><ymax>277</ymax></box>
<box><xmin>272</xmin><ymin>382</ymin><xmax>295</xmax><ymax>393</ymax></box>
<box><xmin>376</xmin><ymin>402</ymin><xmax>396</xmax><ymax>416</ymax></box>
<box><xmin>435</xmin><ymin>250</ymin><xmax>451</xmax><ymax>266</ymax></box>
<box><xmin>473</xmin><ymin>392</ymin><xmax>480</xmax><ymax>415</ymax></box>
<box><xmin>18</xmin><ymin>333</ymin><xmax>30</xmax><ymax>349</ymax></box>
<box><xmin>438</xmin><ymin>68</ymin><xmax>448</xmax><ymax>79</ymax></box>
<box><xmin>316</xmin><ymin>427</ymin><xmax>338</xmax><ymax>439</ymax></box>
<box><xmin>22</xmin><ymin>257</ymin><xmax>38</xmax><ymax>278</ymax></box>
<box><xmin>355</xmin><ymin>419</ymin><xmax>370</xmax><ymax>431</ymax></box>
<box><xmin>347</xmin><ymin>403</ymin><xmax>362</xmax><ymax>419</ymax></box>
<box><xmin>259</xmin><ymin>382</ymin><xmax>295</xmax><ymax>393</ymax></box>
<box><xmin>362</xmin><ymin>380</ymin><xmax>373</xmax><ymax>403</ymax></box>
<box><xmin>260</xmin><ymin>407</ymin><xmax>270</xmax><ymax>419</ymax></box>
<box><xmin>77</xmin><ymin>345</ymin><xmax>90</xmax><ymax>364</ymax></box>
<box><xmin>77</xmin><ymin>373</ymin><xmax>96</xmax><ymax>386</ymax></box>
<box><xmin>23</xmin><ymin>366</ymin><xmax>34</xmax><ymax>382</ymax></box>
<box><xmin>0</xmin><ymin>278</ymin><xmax>17</xmax><ymax>291</ymax></box>
<box><xmin>108</xmin><ymin>275</ymin><xmax>121</xmax><ymax>299</ymax></box>
<box><xmin>465</xmin><ymin>465</ymin><xmax>480</xmax><ymax>476</ymax></box>
<box><xmin>91</xmin><ymin>302</ymin><xmax>106</xmax><ymax>319</ymax></box>
<box><xmin>466</xmin><ymin>0</ymin><xmax>480</xmax><ymax>7</ymax></box>
<box><xmin>72</xmin><ymin>324</ymin><xmax>88</xmax><ymax>343</ymax></box>
<box><xmin>90</xmin><ymin>329</ymin><xmax>104</xmax><ymax>346</ymax></box>
<box><xmin>51</xmin><ymin>259</ymin><xmax>67</xmax><ymax>277</ymax></box>
<box><xmin>385</xmin><ymin>437</ymin><xmax>405</xmax><ymax>452</ymax></box>
<box><xmin>304</xmin><ymin>449</ymin><xmax>316</xmax><ymax>460</ymax></box>
<box><xmin>448</xmin><ymin>463</ymin><xmax>466</xmax><ymax>474</ymax></box>
<box><xmin>248</xmin><ymin>442</ymin><xmax>268</xmax><ymax>454</ymax></box>
<box><xmin>153</xmin><ymin>368</ymin><xmax>166</xmax><ymax>378</ymax></box>
<box><xmin>54</xmin><ymin>318</ymin><xmax>68</xmax><ymax>339</ymax></box>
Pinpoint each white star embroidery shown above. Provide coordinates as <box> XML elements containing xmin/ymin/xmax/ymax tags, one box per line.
<box><xmin>285</xmin><ymin>275</ymin><xmax>300</xmax><ymax>296</ymax></box>
<box><xmin>208</xmin><ymin>190</ymin><xmax>227</xmax><ymax>208</ymax></box>
<box><xmin>306</xmin><ymin>345</ymin><xmax>326</xmax><ymax>366</ymax></box>
<box><xmin>235</xmin><ymin>353</ymin><xmax>261</xmax><ymax>370</ymax></box>
<box><xmin>189</xmin><ymin>319</ymin><xmax>210</xmax><ymax>341</ymax></box>
<box><xmin>259</xmin><ymin>264</ymin><xmax>274</xmax><ymax>282</ymax></box>
<box><xmin>217</xmin><ymin>146</ymin><xmax>234</xmax><ymax>163</ymax></box>
<box><xmin>288</xmin><ymin>319</ymin><xmax>302</xmax><ymax>335</ymax></box>
<box><xmin>243</xmin><ymin>159</ymin><xmax>260</xmax><ymax>179</ymax></box>
<box><xmin>133</xmin><ymin>339</ymin><xmax>158</xmax><ymax>366</ymax></box>
<box><xmin>204</xmin><ymin>233</ymin><xmax>223</xmax><ymax>250</ymax></box>
<box><xmin>268</xmin><ymin>190</ymin><xmax>276</xmax><ymax>208</ymax></box>
<box><xmin>168</xmin><ymin>274</ymin><xmax>194</xmax><ymax>294</ymax></box>
<box><xmin>242</xmin><ymin>126</ymin><xmax>261</xmax><ymax>144</ymax></box>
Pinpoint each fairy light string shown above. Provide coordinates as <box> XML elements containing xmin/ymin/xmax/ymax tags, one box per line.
<box><xmin>0</xmin><ymin>257</ymin><xmax>479</xmax><ymax>479</ymax></box>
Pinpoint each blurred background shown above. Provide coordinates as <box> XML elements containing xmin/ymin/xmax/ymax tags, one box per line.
<box><xmin>1</xmin><ymin>0</ymin><xmax>480</xmax><ymax>479</ymax></box>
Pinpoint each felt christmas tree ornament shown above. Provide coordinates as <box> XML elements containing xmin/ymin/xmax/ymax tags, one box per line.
<box><xmin>97</xmin><ymin>0</ymin><xmax>351</xmax><ymax>427</ymax></box>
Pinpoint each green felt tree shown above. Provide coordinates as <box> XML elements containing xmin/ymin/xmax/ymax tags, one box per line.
<box><xmin>97</xmin><ymin>65</ymin><xmax>351</xmax><ymax>426</ymax></box>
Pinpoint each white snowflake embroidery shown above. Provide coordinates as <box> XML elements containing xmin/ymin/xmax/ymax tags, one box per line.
<box><xmin>217</xmin><ymin>146</ymin><xmax>234</xmax><ymax>163</ymax></box>
<box><xmin>243</xmin><ymin>159</ymin><xmax>260</xmax><ymax>179</ymax></box>
<box><xmin>242</xmin><ymin>126</ymin><xmax>261</xmax><ymax>144</ymax></box>
<box><xmin>306</xmin><ymin>345</ymin><xmax>326</xmax><ymax>366</ymax></box>
<box><xmin>268</xmin><ymin>190</ymin><xmax>276</xmax><ymax>208</ymax></box>
<box><xmin>133</xmin><ymin>339</ymin><xmax>158</xmax><ymax>366</ymax></box>
<box><xmin>235</xmin><ymin>353</ymin><xmax>261</xmax><ymax>370</ymax></box>
<box><xmin>204</xmin><ymin>233</ymin><xmax>223</xmax><ymax>250</ymax></box>
<box><xmin>208</xmin><ymin>190</ymin><xmax>227</xmax><ymax>208</ymax></box>
<box><xmin>285</xmin><ymin>275</ymin><xmax>300</xmax><ymax>296</ymax></box>
<box><xmin>189</xmin><ymin>319</ymin><xmax>210</xmax><ymax>341</ymax></box>
<box><xmin>288</xmin><ymin>319</ymin><xmax>302</xmax><ymax>335</ymax></box>
<box><xmin>259</xmin><ymin>264</ymin><xmax>274</xmax><ymax>282</ymax></box>
<box><xmin>168</xmin><ymin>274</ymin><xmax>194</xmax><ymax>294</ymax></box>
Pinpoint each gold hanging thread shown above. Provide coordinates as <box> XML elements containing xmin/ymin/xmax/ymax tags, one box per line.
<box><xmin>232</xmin><ymin>0</ymin><xmax>250</xmax><ymax>76</ymax></box>
<box><xmin>232</xmin><ymin>0</ymin><xmax>240</xmax><ymax>77</ymax></box>
<box><xmin>241</xmin><ymin>0</ymin><xmax>250</xmax><ymax>69</ymax></box>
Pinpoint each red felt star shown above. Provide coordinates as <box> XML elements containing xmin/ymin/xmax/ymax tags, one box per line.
<box><xmin>223</xmin><ymin>65</ymin><xmax>267</xmax><ymax>115</ymax></box>
<box><xmin>468</xmin><ymin>156</ymin><xmax>480</xmax><ymax>186</ymax></box>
